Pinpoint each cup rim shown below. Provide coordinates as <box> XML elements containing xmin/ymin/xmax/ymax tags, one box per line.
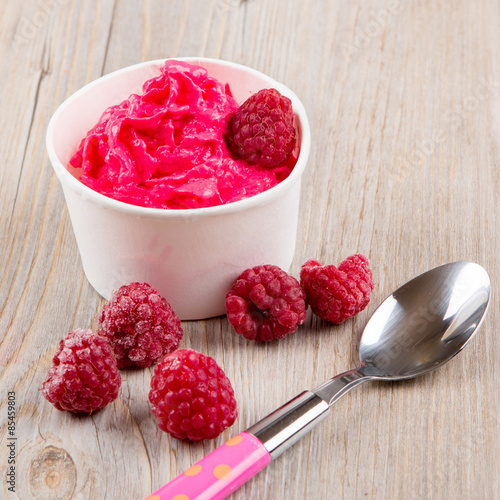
<box><xmin>46</xmin><ymin>57</ymin><xmax>311</xmax><ymax>219</ymax></box>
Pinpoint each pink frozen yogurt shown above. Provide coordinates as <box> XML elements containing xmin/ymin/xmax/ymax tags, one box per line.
<box><xmin>69</xmin><ymin>60</ymin><xmax>297</xmax><ymax>209</ymax></box>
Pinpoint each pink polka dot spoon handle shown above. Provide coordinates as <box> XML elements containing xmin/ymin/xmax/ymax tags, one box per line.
<box><xmin>146</xmin><ymin>432</ymin><xmax>270</xmax><ymax>500</ymax></box>
<box><xmin>146</xmin><ymin>263</ymin><xmax>490</xmax><ymax>500</ymax></box>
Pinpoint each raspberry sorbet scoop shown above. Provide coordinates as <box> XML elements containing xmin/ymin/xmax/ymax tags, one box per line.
<box><xmin>70</xmin><ymin>60</ymin><xmax>297</xmax><ymax>209</ymax></box>
<box><xmin>225</xmin><ymin>264</ymin><xmax>307</xmax><ymax>341</ymax></box>
<box><xmin>97</xmin><ymin>282</ymin><xmax>183</xmax><ymax>369</ymax></box>
<box><xmin>149</xmin><ymin>349</ymin><xmax>238</xmax><ymax>441</ymax></box>
<box><xmin>300</xmin><ymin>254</ymin><xmax>374</xmax><ymax>324</ymax></box>
<box><xmin>42</xmin><ymin>329</ymin><xmax>121</xmax><ymax>414</ymax></box>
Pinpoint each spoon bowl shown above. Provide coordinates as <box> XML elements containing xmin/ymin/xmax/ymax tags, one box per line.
<box><xmin>359</xmin><ymin>261</ymin><xmax>491</xmax><ymax>379</ymax></box>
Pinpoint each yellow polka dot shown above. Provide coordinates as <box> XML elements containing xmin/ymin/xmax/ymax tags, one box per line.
<box><xmin>172</xmin><ymin>495</ymin><xmax>189</xmax><ymax>500</ymax></box>
<box><xmin>144</xmin><ymin>496</ymin><xmax>161</xmax><ymax>500</ymax></box>
<box><xmin>225</xmin><ymin>435</ymin><xmax>243</xmax><ymax>447</ymax></box>
<box><xmin>213</xmin><ymin>464</ymin><xmax>232</xmax><ymax>480</ymax></box>
<box><xmin>184</xmin><ymin>464</ymin><xmax>202</xmax><ymax>476</ymax></box>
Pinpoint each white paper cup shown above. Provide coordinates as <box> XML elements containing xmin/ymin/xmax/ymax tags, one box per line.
<box><xmin>46</xmin><ymin>58</ymin><xmax>310</xmax><ymax>320</ymax></box>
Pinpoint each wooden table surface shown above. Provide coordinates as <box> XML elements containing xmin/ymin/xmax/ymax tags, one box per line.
<box><xmin>1</xmin><ymin>1</ymin><xmax>499</xmax><ymax>499</ymax></box>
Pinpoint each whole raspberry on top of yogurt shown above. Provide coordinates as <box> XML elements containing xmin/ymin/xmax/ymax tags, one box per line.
<box><xmin>70</xmin><ymin>60</ymin><xmax>298</xmax><ymax>209</ymax></box>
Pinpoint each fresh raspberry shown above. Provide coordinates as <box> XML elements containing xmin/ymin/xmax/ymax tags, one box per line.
<box><xmin>97</xmin><ymin>282</ymin><xmax>183</xmax><ymax>369</ymax></box>
<box><xmin>300</xmin><ymin>254</ymin><xmax>374</xmax><ymax>324</ymax></box>
<box><xmin>41</xmin><ymin>329</ymin><xmax>121</xmax><ymax>414</ymax></box>
<box><xmin>224</xmin><ymin>88</ymin><xmax>296</xmax><ymax>168</ymax></box>
<box><xmin>225</xmin><ymin>264</ymin><xmax>307</xmax><ymax>341</ymax></box>
<box><xmin>149</xmin><ymin>349</ymin><xmax>237</xmax><ymax>441</ymax></box>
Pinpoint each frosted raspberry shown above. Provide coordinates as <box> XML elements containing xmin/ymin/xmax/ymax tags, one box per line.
<box><xmin>225</xmin><ymin>264</ymin><xmax>307</xmax><ymax>341</ymax></box>
<box><xmin>97</xmin><ymin>282</ymin><xmax>183</xmax><ymax>369</ymax></box>
<box><xmin>149</xmin><ymin>349</ymin><xmax>237</xmax><ymax>441</ymax></box>
<box><xmin>300</xmin><ymin>254</ymin><xmax>374</xmax><ymax>324</ymax></box>
<box><xmin>225</xmin><ymin>88</ymin><xmax>296</xmax><ymax>168</ymax></box>
<box><xmin>41</xmin><ymin>329</ymin><xmax>121</xmax><ymax>414</ymax></box>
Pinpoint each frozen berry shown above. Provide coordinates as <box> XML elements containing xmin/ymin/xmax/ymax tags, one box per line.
<box><xmin>300</xmin><ymin>254</ymin><xmax>374</xmax><ymax>324</ymax></box>
<box><xmin>225</xmin><ymin>88</ymin><xmax>296</xmax><ymax>168</ymax></box>
<box><xmin>97</xmin><ymin>282</ymin><xmax>183</xmax><ymax>369</ymax></box>
<box><xmin>225</xmin><ymin>264</ymin><xmax>307</xmax><ymax>341</ymax></box>
<box><xmin>42</xmin><ymin>329</ymin><xmax>121</xmax><ymax>414</ymax></box>
<box><xmin>149</xmin><ymin>349</ymin><xmax>237</xmax><ymax>441</ymax></box>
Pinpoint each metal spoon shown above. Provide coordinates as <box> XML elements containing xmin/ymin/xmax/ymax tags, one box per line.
<box><xmin>147</xmin><ymin>261</ymin><xmax>491</xmax><ymax>500</ymax></box>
